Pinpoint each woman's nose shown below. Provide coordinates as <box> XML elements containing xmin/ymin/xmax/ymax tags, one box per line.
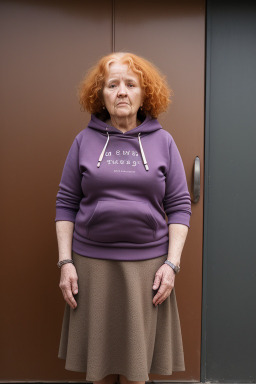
<box><xmin>117</xmin><ymin>83</ymin><xmax>127</xmax><ymax>96</ymax></box>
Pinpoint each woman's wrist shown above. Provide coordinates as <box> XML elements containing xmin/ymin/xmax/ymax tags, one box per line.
<box><xmin>165</xmin><ymin>260</ymin><xmax>181</xmax><ymax>274</ymax></box>
<box><xmin>57</xmin><ymin>259</ymin><xmax>74</xmax><ymax>268</ymax></box>
<box><xmin>167</xmin><ymin>255</ymin><xmax>181</xmax><ymax>266</ymax></box>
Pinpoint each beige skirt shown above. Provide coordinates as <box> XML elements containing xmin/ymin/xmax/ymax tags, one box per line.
<box><xmin>58</xmin><ymin>251</ymin><xmax>185</xmax><ymax>382</ymax></box>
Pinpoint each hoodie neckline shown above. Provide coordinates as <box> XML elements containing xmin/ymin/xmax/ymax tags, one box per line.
<box><xmin>88</xmin><ymin>113</ymin><xmax>162</xmax><ymax>171</ymax></box>
<box><xmin>88</xmin><ymin>114</ymin><xmax>162</xmax><ymax>137</ymax></box>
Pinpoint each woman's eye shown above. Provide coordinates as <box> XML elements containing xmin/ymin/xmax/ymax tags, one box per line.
<box><xmin>127</xmin><ymin>83</ymin><xmax>135</xmax><ymax>87</ymax></box>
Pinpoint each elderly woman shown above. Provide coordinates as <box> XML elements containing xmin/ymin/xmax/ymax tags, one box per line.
<box><xmin>55</xmin><ymin>52</ymin><xmax>191</xmax><ymax>384</ymax></box>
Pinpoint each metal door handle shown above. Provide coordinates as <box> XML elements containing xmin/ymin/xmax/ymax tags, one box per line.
<box><xmin>192</xmin><ymin>156</ymin><xmax>200</xmax><ymax>203</ymax></box>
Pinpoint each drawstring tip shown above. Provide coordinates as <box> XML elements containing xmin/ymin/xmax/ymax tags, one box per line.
<box><xmin>145</xmin><ymin>164</ymin><xmax>149</xmax><ymax>171</ymax></box>
<box><xmin>97</xmin><ymin>161</ymin><xmax>101</xmax><ymax>168</ymax></box>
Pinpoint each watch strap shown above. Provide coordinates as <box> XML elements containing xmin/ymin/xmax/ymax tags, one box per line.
<box><xmin>164</xmin><ymin>260</ymin><xmax>180</xmax><ymax>274</ymax></box>
<box><xmin>57</xmin><ymin>259</ymin><xmax>74</xmax><ymax>268</ymax></box>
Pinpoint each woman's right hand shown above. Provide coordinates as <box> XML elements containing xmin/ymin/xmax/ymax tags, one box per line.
<box><xmin>59</xmin><ymin>263</ymin><xmax>78</xmax><ymax>309</ymax></box>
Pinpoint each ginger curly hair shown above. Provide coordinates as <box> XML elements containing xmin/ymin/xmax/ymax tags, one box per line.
<box><xmin>78</xmin><ymin>52</ymin><xmax>172</xmax><ymax>119</ymax></box>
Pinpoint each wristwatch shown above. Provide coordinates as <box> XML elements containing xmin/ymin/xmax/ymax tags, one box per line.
<box><xmin>164</xmin><ymin>260</ymin><xmax>181</xmax><ymax>274</ymax></box>
<box><xmin>57</xmin><ymin>259</ymin><xmax>74</xmax><ymax>268</ymax></box>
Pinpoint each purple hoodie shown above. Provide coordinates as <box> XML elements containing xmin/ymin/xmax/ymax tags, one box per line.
<box><xmin>55</xmin><ymin>114</ymin><xmax>191</xmax><ymax>261</ymax></box>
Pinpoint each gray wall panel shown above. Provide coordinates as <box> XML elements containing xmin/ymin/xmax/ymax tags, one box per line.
<box><xmin>203</xmin><ymin>0</ymin><xmax>256</xmax><ymax>381</ymax></box>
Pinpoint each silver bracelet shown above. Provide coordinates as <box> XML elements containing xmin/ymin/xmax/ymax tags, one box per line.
<box><xmin>57</xmin><ymin>259</ymin><xmax>74</xmax><ymax>268</ymax></box>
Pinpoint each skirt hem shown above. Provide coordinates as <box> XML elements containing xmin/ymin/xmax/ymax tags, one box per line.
<box><xmin>59</xmin><ymin>356</ymin><xmax>185</xmax><ymax>381</ymax></box>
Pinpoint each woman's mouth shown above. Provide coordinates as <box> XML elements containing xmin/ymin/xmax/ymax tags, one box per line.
<box><xmin>117</xmin><ymin>102</ymin><xmax>129</xmax><ymax>106</ymax></box>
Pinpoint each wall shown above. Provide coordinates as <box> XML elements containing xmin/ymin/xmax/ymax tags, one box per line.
<box><xmin>202</xmin><ymin>0</ymin><xmax>256</xmax><ymax>381</ymax></box>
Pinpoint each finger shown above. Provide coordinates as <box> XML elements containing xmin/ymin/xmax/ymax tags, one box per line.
<box><xmin>152</xmin><ymin>274</ymin><xmax>161</xmax><ymax>290</ymax></box>
<box><xmin>152</xmin><ymin>285</ymin><xmax>167</xmax><ymax>306</ymax></box>
<box><xmin>66</xmin><ymin>292</ymin><xmax>77</xmax><ymax>309</ymax></box>
<box><xmin>153</xmin><ymin>280</ymin><xmax>173</xmax><ymax>305</ymax></box>
<box><xmin>62</xmin><ymin>288</ymin><xmax>72</xmax><ymax>307</ymax></box>
<box><xmin>63</xmin><ymin>288</ymin><xmax>77</xmax><ymax>309</ymax></box>
<box><xmin>68</xmin><ymin>293</ymin><xmax>77</xmax><ymax>309</ymax></box>
<box><xmin>158</xmin><ymin>288</ymin><xmax>173</xmax><ymax>305</ymax></box>
<box><xmin>157</xmin><ymin>284</ymin><xmax>174</xmax><ymax>305</ymax></box>
<box><xmin>71</xmin><ymin>279</ymin><xmax>78</xmax><ymax>295</ymax></box>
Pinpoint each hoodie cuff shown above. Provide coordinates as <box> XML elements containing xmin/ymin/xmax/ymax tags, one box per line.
<box><xmin>55</xmin><ymin>208</ymin><xmax>77</xmax><ymax>223</ymax></box>
<box><xmin>167</xmin><ymin>212</ymin><xmax>191</xmax><ymax>228</ymax></box>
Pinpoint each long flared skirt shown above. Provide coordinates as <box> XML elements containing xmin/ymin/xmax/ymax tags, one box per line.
<box><xmin>58</xmin><ymin>251</ymin><xmax>185</xmax><ymax>381</ymax></box>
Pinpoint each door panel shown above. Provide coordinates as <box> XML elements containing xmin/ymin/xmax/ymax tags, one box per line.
<box><xmin>0</xmin><ymin>0</ymin><xmax>112</xmax><ymax>381</ymax></box>
<box><xmin>0</xmin><ymin>0</ymin><xmax>204</xmax><ymax>381</ymax></box>
<box><xmin>115</xmin><ymin>1</ymin><xmax>205</xmax><ymax>381</ymax></box>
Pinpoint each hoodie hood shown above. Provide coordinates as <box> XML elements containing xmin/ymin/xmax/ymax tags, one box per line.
<box><xmin>87</xmin><ymin>114</ymin><xmax>163</xmax><ymax>171</ymax></box>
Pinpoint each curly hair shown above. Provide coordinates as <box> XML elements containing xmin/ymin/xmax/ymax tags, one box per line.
<box><xmin>78</xmin><ymin>52</ymin><xmax>172</xmax><ymax>119</ymax></box>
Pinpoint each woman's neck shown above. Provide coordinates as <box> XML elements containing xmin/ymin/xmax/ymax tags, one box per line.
<box><xmin>106</xmin><ymin>116</ymin><xmax>140</xmax><ymax>133</ymax></box>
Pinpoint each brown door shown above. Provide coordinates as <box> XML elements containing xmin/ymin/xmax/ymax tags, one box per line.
<box><xmin>114</xmin><ymin>2</ymin><xmax>205</xmax><ymax>381</ymax></box>
<box><xmin>0</xmin><ymin>0</ymin><xmax>204</xmax><ymax>381</ymax></box>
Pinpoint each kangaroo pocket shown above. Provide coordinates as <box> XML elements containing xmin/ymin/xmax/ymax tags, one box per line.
<box><xmin>87</xmin><ymin>200</ymin><xmax>157</xmax><ymax>243</ymax></box>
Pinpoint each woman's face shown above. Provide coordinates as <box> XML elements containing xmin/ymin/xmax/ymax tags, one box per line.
<box><xmin>102</xmin><ymin>62</ymin><xmax>144</xmax><ymax>122</ymax></box>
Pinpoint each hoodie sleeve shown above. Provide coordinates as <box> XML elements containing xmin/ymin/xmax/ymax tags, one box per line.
<box><xmin>163</xmin><ymin>136</ymin><xmax>192</xmax><ymax>227</ymax></box>
<box><xmin>55</xmin><ymin>136</ymin><xmax>83</xmax><ymax>222</ymax></box>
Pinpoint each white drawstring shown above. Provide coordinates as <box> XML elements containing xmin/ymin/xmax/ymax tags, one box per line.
<box><xmin>97</xmin><ymin>132</ymin><xmax>110</xmax><ymax>168</ymax></box>
<box><xmin>138</xmin><ymin>133</ymin><xmax>149</xmax><ymax>171</ymax></box>
<box><xmin>97</xmin><ymin>131</ymin><xmax>149</xmax><ymax>171</ymax></box>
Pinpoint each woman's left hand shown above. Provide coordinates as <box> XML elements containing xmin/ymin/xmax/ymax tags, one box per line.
<box><xmin>152</xmin><ymin>263</ymin><xmax>175</xmax><ymax>306</ymax></box>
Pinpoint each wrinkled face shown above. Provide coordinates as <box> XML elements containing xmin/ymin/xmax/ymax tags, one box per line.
<box><xmin>102</xmin><ymin>62</ymin><xmax>144</xmax><ymax>121</ymax></box>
